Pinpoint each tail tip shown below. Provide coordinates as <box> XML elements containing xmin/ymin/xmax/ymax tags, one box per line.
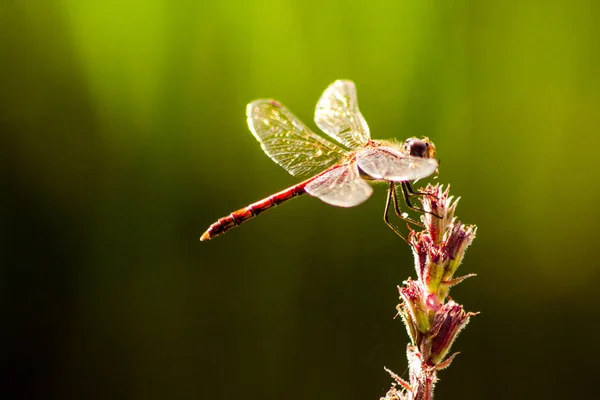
<box><xmin>200</xmin><ymin>231</ymin><xmax>211</xmax><ymax>241</ymax></box>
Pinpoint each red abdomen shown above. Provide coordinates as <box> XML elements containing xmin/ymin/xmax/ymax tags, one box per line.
<box><xmin>200</xmin><ymin>182</ymin><xmax>308</xmax><ymax>241</ymax></box>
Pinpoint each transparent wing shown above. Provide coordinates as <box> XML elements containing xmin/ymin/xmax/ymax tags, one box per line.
<box><xmin>305</xmin><ymin>164</ymin><xmax>373</xmax><ymax>207</ymax></box>
<box><xmin>314</xmin><ymin>80</ymin><xmax>371</xmax><ymax>149</ymax></box>
<box><xmin>247</xmin><ymin>100</ymin><xmax>347</xmax><ymax>178</ymax></box>
<box><xmin>356</xmin><ymin>146</ymin><xmax>438</xmax><ymax>182</ymax></box>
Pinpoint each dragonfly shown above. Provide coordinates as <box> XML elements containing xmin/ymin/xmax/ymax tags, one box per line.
<box><xmin>200</xmin><ymin>80</ymin><xmax>438</xmax><ymax>241</ymax></box>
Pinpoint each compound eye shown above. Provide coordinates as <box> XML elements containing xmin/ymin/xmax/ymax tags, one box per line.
<box><xmin>408</xmin><ymin>140</ymin><xmax>428</xmax><ymax>157</ymax></box>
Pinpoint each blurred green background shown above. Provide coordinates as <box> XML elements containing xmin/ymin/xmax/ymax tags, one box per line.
<box><xmin>2</xmin><ymin>0</ymin><xmax>599</xmax><ymax>399</ymax></box>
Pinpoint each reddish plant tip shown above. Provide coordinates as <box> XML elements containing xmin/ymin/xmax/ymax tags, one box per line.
<box><xmin>409</xmin><ymin>184</ymin><xmax>477</xmax><ymax>297</ymax></box>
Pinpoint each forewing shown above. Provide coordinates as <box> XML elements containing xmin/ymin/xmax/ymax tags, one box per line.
<box><xmin>247</xmin><ymin>100</ymin><xmax>347</xmax><ymax>178</ymax></box>
<box><xmin>357</xmin><ymin>146</ymin><xmax>438</xmax><ymax>182</ymax></box>
<box><xmin>305</xmin><ymin>164</ymin><xmax>373</xmax><ymax>207</ymax></box>
<box><xmin>314</xmin><ymin>80</ymin><xmax>371</xmax><ymax>149</ymax></box>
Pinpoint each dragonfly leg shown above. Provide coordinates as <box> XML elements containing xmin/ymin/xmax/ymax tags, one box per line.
<box><xmin>401</xmin><ymin>182</ymin><xmax>442</xmax><ymax>219</ymax></box>
<box><xmin>404</xmin><ymin>181</ymin><xmax>432</xmax><ymax>197</ymax></box>
<box><xmin>391</xmin><ymin>183</ymin><xmax>425</xmax><ymax>227</ymax></box>
<box><xmin>384</xmin><ymin>182</ymin><xmax>428</xmax><ymax>242</ymax></box>
<box><xmin>383</xmin><ymin>183</ymin><xmax>410</xmax><ymax>244</ymax></box>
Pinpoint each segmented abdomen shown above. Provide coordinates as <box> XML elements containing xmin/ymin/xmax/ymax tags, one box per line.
<box><xmin>200</xmin><ymin>182</ymin><xmax>307</xmax><ymax>241</ymax></box>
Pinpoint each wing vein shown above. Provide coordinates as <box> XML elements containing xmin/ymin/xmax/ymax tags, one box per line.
<box><xmin>247</xmin><ymin>100</ymin><xmax>347</xmax><ymax>178</ymax></box>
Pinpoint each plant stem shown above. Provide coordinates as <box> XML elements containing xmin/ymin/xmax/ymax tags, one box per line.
<box><xmin>381</xmin><ymin>184</ymin><xmax>477</xmax><ymax>400</ymax></box>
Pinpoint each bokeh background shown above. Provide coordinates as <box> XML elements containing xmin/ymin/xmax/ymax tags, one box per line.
<box><xmin>2</xmin><ymin>0</ymin><xmax>599</xmax><ymax>399</ymax></box>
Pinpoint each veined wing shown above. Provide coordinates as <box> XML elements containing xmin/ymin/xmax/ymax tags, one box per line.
<box><xmin>305</xmin><ymin>164</ymin><xmax>373</xmax><ymax>207</ymax></box>
<box><xmin>357</xmin><ymin>146</ymin><xmax>438</xmax><ymax>182</ymax></box>
<box><xmin>314</xmin><ymin>80</ymin><xmax>371</xmax><ymax>149</ymax></box>
<box><xmin>247</xmin><ymin>100</ymin><xmax>347</xmax><ymax>179</ymax></box>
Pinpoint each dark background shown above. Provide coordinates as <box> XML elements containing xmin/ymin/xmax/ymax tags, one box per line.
<box><xmin>2</xmin><ymin>1</ymin><xmax>599</xmax><ymax>399</ymax></box>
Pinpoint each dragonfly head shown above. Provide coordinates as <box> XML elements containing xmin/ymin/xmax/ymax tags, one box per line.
<box><xmin>403</xmin><ymin>137</ymin><xmax>436</xmax><ymax>159</ymax></box>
